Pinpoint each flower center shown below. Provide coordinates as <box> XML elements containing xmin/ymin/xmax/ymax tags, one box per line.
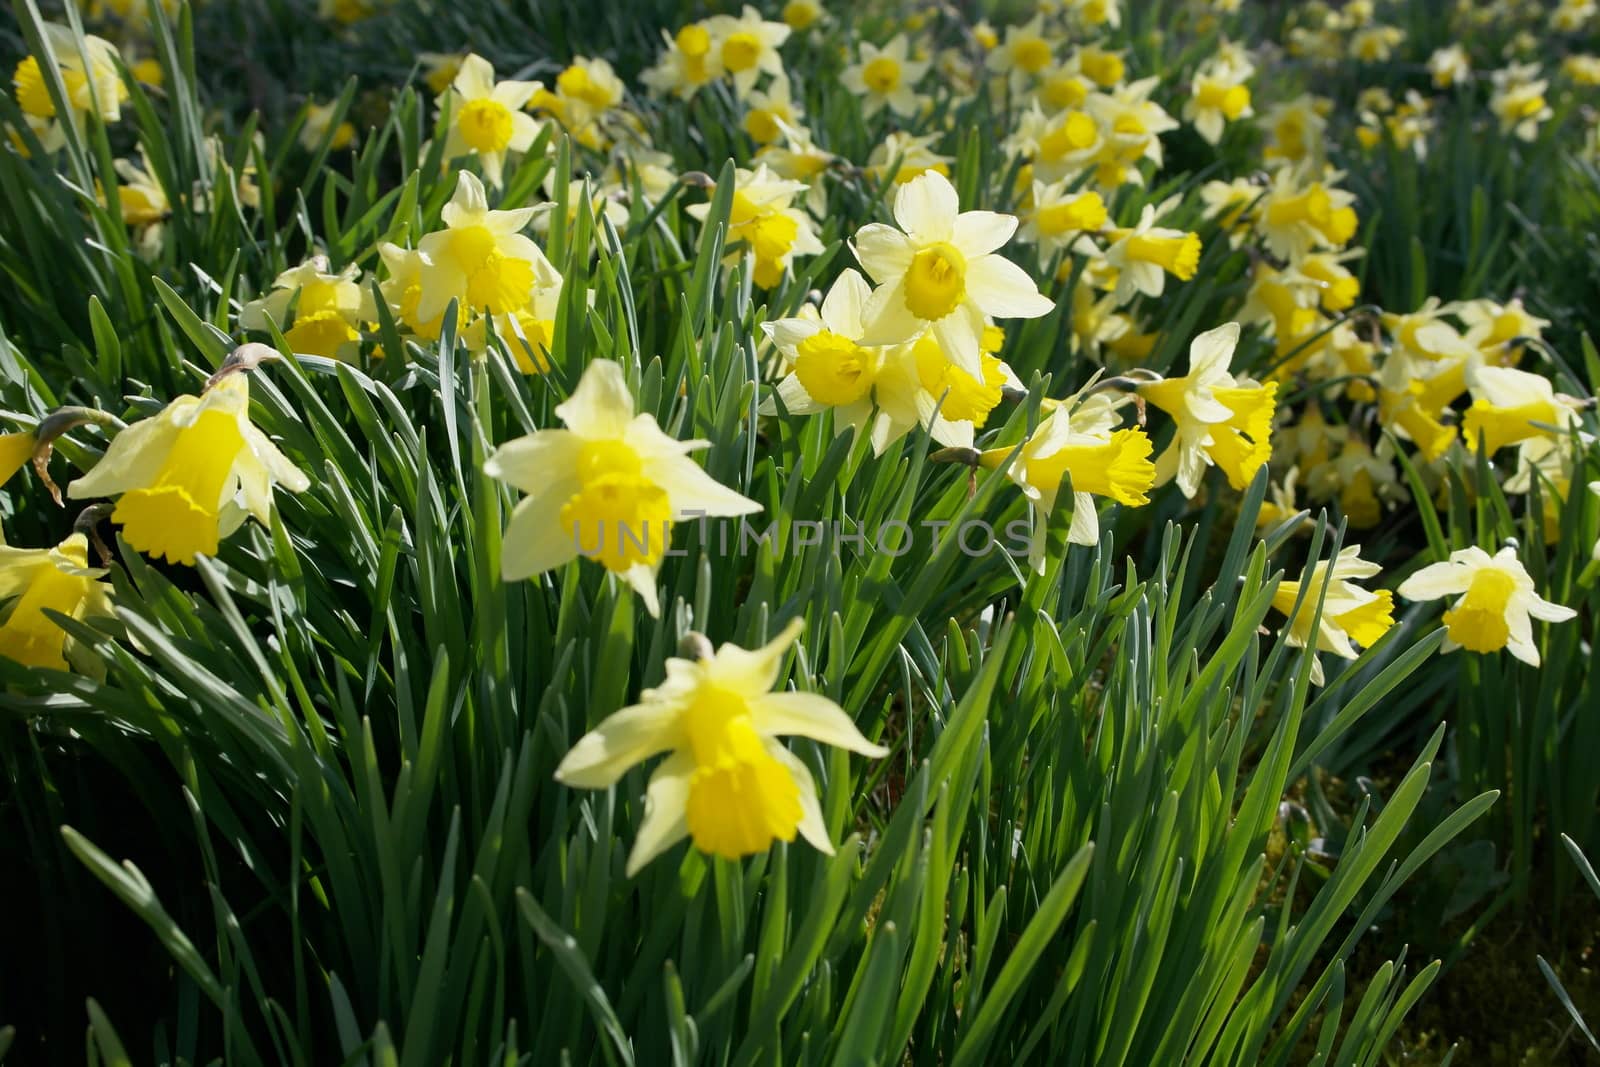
<box><xmin>112</xmin><ymin>408</ymin><xmax>246</xmax><ymax>565</ymax></box>
<box><xmin>1024</xmin><ymin>428</ymin><xmax>1155</xmax><ymax>504</ymax></box>
<box><xmin>723</xmin><ymin>32</ymin><xmax>762</xmax><ymax>73</ymax></box>
<box><xmin>14</xmin><ymin>57</ymin><xmax>58</xmax><ymax>118</ymax></box>
<box><xmin>1041</xmin><ymin>73</ymin><xmax>1088</xmax><ymax>110</ymax></box>
<box><xmin>1442</xmin><ymin>567</ymin><xmax>1519</xmax><ymax>653</ymax></box>
<box><xmin>556</xmin><ymin>65</ymin><xmax>607</xmax><ymax>108</ymax></box>
<box><xmin>745</xmin><ymin>107</ymin><xmax>781</xmax><ymax>143</ymax></box>
<box><xmin>1038</xmin><ymin>111</ymin><xmax>1098</xmax><ymax>161</ymax></box>
<box><xmin>862</xmin><ymin>56</ymin><xmax>901</xmax><ymax>93</ymax></box>
<box><xmin>561</xmin><ymin>440</ymin><xmax>672</xmax><ymax>573</ymax></box>
<box><xmin>677</xmin><ymin>24</ymin><xmax>711</xmax><ymax>58</ymax></box>
<box><xmin>738</xmin><ymin>211</ymin><xmax>799</xmax><ymax>266</ymax></box>
<box><xmin>1035</xmin><ymin>193</ymin><xmax>1105</xmax><ymax>236</ymax></box>
<box><xmin>1082</xmin><ymin>51</ymin><xmax>1125</xmax><ymax>86</ymax></box>
<box><xmin>1267</xmin><ymin>185</ymin><xmax>1331</xmax><ymax>230</ymax></box>
<box><xmin>795</xmin><ymin>330</ymin><xmax>876</xmax><ymax>406</ymax></box>
<box><xmin>458</xmin><ymin>97</ymin><xmax>515</xmax><ymax>154</ymax></box>
<box><xmin>447</xmin><ymin>226</ymin><xmax>535</xmax><ymax>314</ymax></box>
<box><xmin>1126</xmin><ymin>232</ymin><xmax>1201</xmax><ymax>280</ymax></box>
<box><xmin>903</xmin><ymin>243</ymin><xmax>966</xmax><ymax>321</ymax></box>
<box><xmin>683</xmin><ymin>687</ymin><xmax>802</xmax><ymax>860</ymax></box>
<box><xmin>782</xmin><ymin>0</ymin><xmax>820</xmax><ymax>30</ymax></box>
<box><xmin>913</xmin><ymin>335</ymin><xmax>1004</xmax><ymax>424</ymax></box>
<box><xmin>1198</xmin><ymin>81</ymin><xmax>1251</xmax><ymax>119</ymax></box>
<box><xmin>1012</xmin><ymin>38</ymin><xmax>1052</xmax><ymax>74</ymax></box>
<box><xmin>1337</xmin><ymin>591</ymin><xmax>1395</xmax><ymax>648</ymax></box>
<box><xmin>285</xmin><ymin>309</ymin><xmax>360</xmax><ymax>359</ymax></box>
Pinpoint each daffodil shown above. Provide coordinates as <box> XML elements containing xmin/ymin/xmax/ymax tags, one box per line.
<box><xmin>1089</xmin><ymin>78</ymin><xmax>1178</xmax><ymax>171</ymax></box>
<box><xmin>1017</xmin><ymin>179</ymin><xmax>1106</xmax><ymax>260</ymax></box>
<box><xmin>742</xmin><ymin>74</ymin><xmax>805</xmax><ymax>143</ymax></box>
<box><xmin>1255</xmin><ymin>169</ymin><xmax>1359</xmax><ymax>261</ymax></box>
<box><xmin>979</xmin><ymin>392</ymin><xmax>1154</xmax><ymax>570</ymax></box>
<box><xmin>554</xmin><ymin>56</ymin><xmax>624</xmax><ymax>116</ymax></box>
<box><xmin>107</xmin><ymin>150</ymin><xmax>171</xmax><ymax>260</ymax></box>
<box><xmin>854</xmin><ymin>171</ymin><xmax>1054</xmax><ymax>377</ymax></box>
<box><xmin>755</xmin><ymin>122</ymin><xmax>834</xmax><ymax>216</ymax></box>
<box><xmin>1200</xmin><ymin>176</ymin><xmax>1261</xmax><ymax>245</ymax></box>
<box><xmin>1460</xmin><ymin>366</ymin><xmax>1582</xmax><ymax>455</ymax></box>
<box><xmin>418</xmin><ymin>52</ymin><xmax>466</xmax><ymax>96</ymax></box>
<box><xmin>66</xmin><ymin>373</ymin><xmax>310</xmax><ymax>566</ymax></box>
<box><xmin>439</xmin><ymin>54</ymin><xmax>541</xmax><ymax>188</ymax></box>
<box><xmin>705</xmin><ymin>6</ymin><xmax>790</xmax><ymax>97</ymax></box>
<box><xmin>1262</xmin><ymin>95</ymin><xmax>1327</xmax><ymax>167</ymax></box>
<box><xmin>554</xmin><ymin>619</ymin><xmax>886</xmax><ymax>874</ymax></box>
<box><xmin>1186</xmin><ymin>60</ymin><xmax>1254</xmax><ymax>144</ymax></box>
<box><xmin>1271</xmin><ymin>546</ymin><xmax>1394</xmax><ymax>685</ymax></box>
<box><xmin>10</xmin><ymin>24</ymin><xmax>126</xmax><ymax>152</ymax></box>
<box><xmin>461</xmin><ymin>281</ymin><xmax>563</xmax><ymax>374</ymax></box>
<box><xmin>1376</xmin><ymin>367</ymin><xmax>1463</xmax><ymax>463</ymax></box>
<box><xmin>1</xmin><ymin>431</ymin><xmax>35</xmax><ymax>487</ymax></box>
<box><xmin>687</xmin><ymin>164</ymin><xmax>822</xmax><ymax>289</ymax></box>
<box><xmin>781</xmin><ymin>0</ymin><xmax>825</xmax><ymax>31</ymax></box>
<box><xmin>866</xmin><ymin>131</ymin><xmax>953</xmax><ymax>186</ymax></box>
<box><xmin>299</xmin><ymin>100</ymin><xmax>355</xmax><ymax>151</ymax></box>
<box><xmin>1459</xmin><ymin>298</ymin><xmax>1549</xmax><ymax>363</ymax></box>
<box><xmin>1428</xmin><ymin>45</ymin><xmax>1470</xmax><ymax>88</ymax></box>
<box><xmin>1296</xmin><ymin>250</ymin><xmax>1363</xmax><ymax>313</ymax></box>
<box><xmin>1381</xmin><ymin>299</ymin><xmax>1476</xmax><ymax>365</ymax></box>
<box><xmin>1397</xmin><ymin>545</ymin><xmax>1577</xmax><ymax>665</ymax></box>
<box><xmin>642</xmin><ymin>23</ymin><xmax>723</xmax><ymax>100</ymax></box>
<box><xmin>0</xmin><ymin>533</ymin><xmax>114</xmax><ymax>674</ymax></box>
<box><xmin>367</xmin><ymin>243</ymin><xmax>458</xmax><ymax>342</ymax></box>
<box><xmin>416</xmin><ymin>171</ymin><xmax>557</xmax><ymax>324</ymax></box>
<box><xmin>760</xmin><ymin>270</ymin><xmax>970</xmax><ymax>452</ymax></box>
<box><xmin>1142</xmin><ymin>322</ymin><xmax>1277</xmax><ymax>497</ymax></box>
<box><xmin>1076</xmin><ymin>45</ymin><xmax>1127</xmax><ymax>88</ymax></box>
<box><xmin>484</xmin><ymin>360</ymin><xmax>760</xmax><ymax>616</ymax></box>
<box><xmin>241</xmin><ymin>257</ymin><xmax>365</xmax><ymax>361</ymax></box>
<box><xmin>1490</xmin><ymin>73</ymin><xmax>1552</xmax><ymax>142</ymax></box>
<box><xmin>1102</xmin><ymin>204</ymin><xmax>1202</xmax><ymax>304</ymax></box>
<box><xmin>1069</xmin><ymin>0</ymin><xmax>1122</xmax><ymax>29</ymax></box>
<box><xmin>987</xmin><ymin>15</ymin><xmax>1055</xmax><ymax>89</ymax></box>
<box><xmin>1004</xmin><ymin>102</ymin><xmax>1107</xmax><ymax>183</ymax></box>
<box><xmin>841</xmin><ymin>35</ymin><xmax>929</xmax><ymax>118</ymax></box>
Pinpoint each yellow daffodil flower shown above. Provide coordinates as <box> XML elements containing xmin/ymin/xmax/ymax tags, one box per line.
<box><xmin>641</xmin><ymin>23</ymin><xmax>724</xmax><ymax>100</ymax></box>
<box><xmin>1142</xmin><ymin>322</ymin><xmax>1277</xmax><ymax>497</ymax></box>
<box><xmin>1103</xmin><ymin>204</ymin><xmax>1202</xmax><ymax>304</ymax></box>
<box><xmin>841</xmin><ymin>35</ymin><xmax>929</xmax><ymax>118</ymax></box>
<box><xmin>484</xmin><ymin>360</ymin><xmax>760</xmax><ymax>617</ymax></box>
<box><xmin>241</xmin><ymin>257</ymin><xmax>365</xmax><ymax>361</ymax></box>
<box><xmin>1461</xmin><ymin>366</ymin><xmax>1582</xmax><ymax>455</ymax></box>
<box><xmin>0</xmin><ymin>533</ymin><xmax>114</xmax><ymax>674</ymax></box>
<box><xmin>979</xmin><ymin>392</ymin><xmax>1154</xmax><ymax>570</ymax></box>
<box><xmin>705</xmin><ymin>5</ymin><xmax>791</xmax><ymax>97</ymax></box>
<box><xmin>416</xmin><ymin>171</ymin><xmax>558</xmax><ymax>324</ymax></box>
<box><xmin>1397</xmin><ymin>545</ymin><xmax>1576</xmax><ymax>665</ymax></box>
<box><xmin>440</xmin><ymin>54</ymin><xmax>542</xmax><ymax>188</ymax></box>
<box><xmin>66</xmin><ymin>374</ymin><xmax>310</xmax><ymax>566</ymax></box>
<box><xmin>1271</xmin><ymin>545</ymin><xmax>1394</xmax><ymax>684</ymax></box>
<box><xmin>554</xmin><ymin>619</ymin><xmax>887</xmax><ymax>874</ymax></box>
<box><xmin>11</xmin><ymin>24</ymin><xmax>126</xmax><ymax>152</ymax></box>
<box><xmin>854</xmin><ymin>171</ymin><xmax>1054</xmax><ymax>377</ymax></box>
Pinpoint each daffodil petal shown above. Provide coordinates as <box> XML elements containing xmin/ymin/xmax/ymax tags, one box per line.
<box><xmin>555</xmin><ymin>701</ymin><xmax>684</xmax><ymax>789</ymax></box>
<box><xmin>750</xmin><ymin>691</ymin><xmax>888</xmax><ymax>756</ymax></box>
<box><xmin>624</xmin><ymin>752</ymin><xmax>694</xmax><ymax>876</ymax></box>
